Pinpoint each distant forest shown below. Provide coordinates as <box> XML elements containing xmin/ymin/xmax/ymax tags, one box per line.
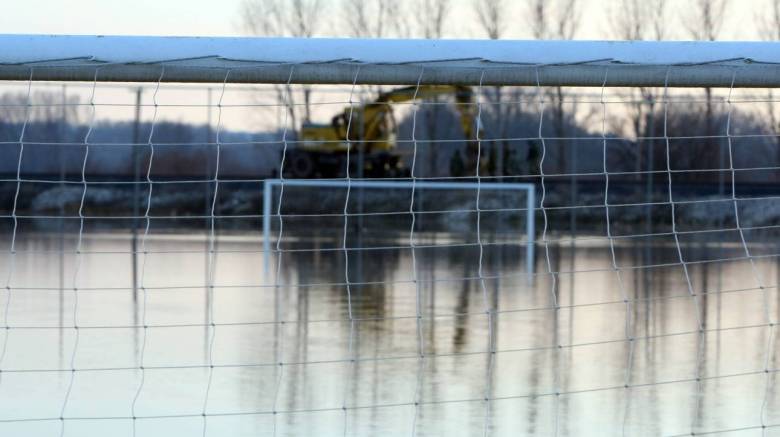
<box><xmin>1</xmin><ymin>89</ymin><xmax>778</xmax><ymax>182</ymax></box>
<box><xmin>2</xmin><ymin>88</ymin><xmax>780</xmax><ymax>232</ymax></box>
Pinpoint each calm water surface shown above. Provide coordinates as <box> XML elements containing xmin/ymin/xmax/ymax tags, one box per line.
<box><xmin>1</xmin><ymin>230</ymin><xmax>780</xmax><ymax>436</ymax></box>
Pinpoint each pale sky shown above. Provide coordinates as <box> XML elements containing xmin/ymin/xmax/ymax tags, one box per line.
<box><xmin>0</xmin><ymin>0</ymin><xmax>770</xmax><ymax>40</ymax></box>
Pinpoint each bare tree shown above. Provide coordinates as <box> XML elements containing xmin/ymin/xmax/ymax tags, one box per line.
<box><xmin>408</xmin><ymin>0</ymin><xmax>451</xmax><ymax>176</ymax></box>
<box><xmin>607</xmin><ymin>0</ymin><xmax>667</xmax><ymax>187</ymax></box>
<box><xmin>759</xmin><ymin>0</ymin><xmax>780</xmax><ymax>40</ymax></box>
<box><xmin>525</xmin><ymin>0</ymin><xmax>580</xmax><ymax>39</ymax></box>
<box><xmin>474</xmin><ymin>0</ymin><xmax>505</xmax><ymax>40</ymax></box>
<box><xmin>685</xmin><ymin>0</ymin><xmax>729</xmax><ymax>41</ymax></box>
<box><xmin>240</xmin><ymin>0</ymin><xmax>324</xmax><ymax>126</ymax></box>
<box><xmin>685</xmin><ymin>0</ymin><xmax>730</xmax><ymax>176</ymax></box>
<box><xmin>523</xmin><ymin>0</ymin><xmax>580</xmax><ymax>176</ymax></box>
<box><xmin>342</xmin><ymin>0</ymin><xmax>407</xmax><ymax>38</ymax></box>
<box><xmin>472</xmin><ymin>0</ymin><xmax>513</xmax><ymax>176</ymax></box>
<box><xmin>609</xmin><ymin>0</ymin><xmax>667</xmax><ymax>41</ymax></box>
<box><xmin>684</xmin><ymin>0</ymin><xmax>730</xmax><ymax>336</ymax></box>
<box><xmin>554</xmin><ymin>0</ymin><xmax>580</xmax><ymax>40</ymax></box>
<box><xmin>523</xmin><ymin>0</ymin><xmax>581</xmax><ymax>236</ymax></box>
<box><xmin>527</xmin><ymin>0</ymin><xmax>546</xmax><ymax>39</ymax></box>
<box><xmin>0</xmin><ymin>91</ymin><xmax>82</xmax><ymax>127</ymax></box>
<box><xmin>610</xmin><ymin>0</ymin><xmax>641</xmax><ymax>40</ymax></box>
<box><xmin>240</xmin><ymin>0</ymin><xmax>323</xmax><ymax>37</ymax></box>
<box><xmin>414</xmin><ymin>0</ymin><xmax>451</xmax><ymax>39</ymax></box>
<box><xmin>759</xmin><ymin>0</ymin><xmax>780</xmax><ymax>174</ymax></box>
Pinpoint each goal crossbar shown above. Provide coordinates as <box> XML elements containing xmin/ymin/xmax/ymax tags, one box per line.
<box><xmin>2</xmin><ymin>35</ymin><xmax>780</xmax><ymax>88</ymax></box>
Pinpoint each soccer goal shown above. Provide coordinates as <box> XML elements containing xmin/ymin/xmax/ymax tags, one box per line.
<box><xmin>262</xmin><ymin>179</ymin><xmax>535</xmax><ymax>274</ymax></box>
<box><xmin>1</xmin><ymin>35</ymin><xmax>780</xmax><ymax>437</ymax></box>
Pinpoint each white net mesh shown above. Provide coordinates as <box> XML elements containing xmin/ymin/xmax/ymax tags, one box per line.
<box><xmin>2</xmin><ymin>38</ymin><xmax>780</xmax><ymax>436</ymax></box>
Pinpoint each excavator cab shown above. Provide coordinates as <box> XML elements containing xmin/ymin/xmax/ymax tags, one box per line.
<box><xmin>291</xmin><ymin>103</ymin><xmax>402</xmax><ymax>178</ymax></box>
<box><xmin>285</xmin><ymin>85</ymin><xmax>484</xmax><ymax>179</ymax></box>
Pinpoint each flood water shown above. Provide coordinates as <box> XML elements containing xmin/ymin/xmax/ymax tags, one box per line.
<box><xmin>1</xmin><ymin>229</ymin><xmax>780</xmax><ymax>436</ymax></box>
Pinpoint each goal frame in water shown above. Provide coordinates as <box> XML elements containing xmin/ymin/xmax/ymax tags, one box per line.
<box><xmin>262</xmin><ymin>179</ymin><xmax>536</xmax><ymax>275</ymax></box>
<box><xmin>4</xmin><ymin>34</ymin><xmax>780</xmax><ymax>436</ymax></box>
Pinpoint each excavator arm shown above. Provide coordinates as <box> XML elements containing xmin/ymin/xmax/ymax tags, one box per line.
<box><xmin>296</xmin><ymin>84</ymin><xmax>488</xmax><ymax>178</ymax></box>
<box><xmin>376</xmin><ymin>85</ymin><xmax>481</xmax><ymax>143</ymax></box>
<box><xmin>371</xmin><ymin>85</ymin><xmax>486</xmax><ymax>176</ymax></box>
<box><xmin>331</xmin><ymin>85</ymin><xmax>480</xmax><ymax>143</ymax></box>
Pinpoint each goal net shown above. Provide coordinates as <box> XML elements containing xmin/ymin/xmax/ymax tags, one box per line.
<box><xmin>1</xmin><ymin>35</ymin><xmax>780</xmax><ymax>436</ymax></box>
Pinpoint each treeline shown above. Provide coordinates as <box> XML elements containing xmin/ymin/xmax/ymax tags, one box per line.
<box><xmin>0</xmin><ymin>119</ymin><xmax>280</xmax><ymax>179</ymax></box>
<box><xmin>1</xmin><ymin>87</ymin><xmax>779</xmax><ymax>231</ymax></box>
<box><xmin>1</xmin><ymin>91</ymin><xmax>778</xmax><ymax>182</ymax></box>
<box><xmin>396</xmin><ymin>94</ymin><xmax>779</xmax><ymax>183</ymax></box>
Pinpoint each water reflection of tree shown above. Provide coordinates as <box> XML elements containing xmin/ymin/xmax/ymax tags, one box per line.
<box><xmin>278</xmin><ymin>235</ymin><xmax>403</xmax><ymax>322</ymax></box>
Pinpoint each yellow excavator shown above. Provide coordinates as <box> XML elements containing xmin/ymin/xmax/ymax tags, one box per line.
<box><xmin>283</xmin><ymin>85</ymin><xmax>483</xmax><ymax>178</ymax></box>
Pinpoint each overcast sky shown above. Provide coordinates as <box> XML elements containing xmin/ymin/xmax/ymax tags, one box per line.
<box><xmin>0</xmin><ymin>0</ymin><xmax>771</xmax><ymax>40</ymax></box>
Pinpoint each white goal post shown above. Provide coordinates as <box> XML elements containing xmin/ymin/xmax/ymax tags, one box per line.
<box><xmin>262</xmin><ymin>179</ymin><xmax>536</xmax><ymax>274</ymax></box>
<box><xmin>3</xmin><ymin>35</ymin><xmax>780</xmax><ymax>437</ymax></box>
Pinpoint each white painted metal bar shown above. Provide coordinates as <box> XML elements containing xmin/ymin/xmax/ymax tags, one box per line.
<box><xmin>262</xmin><ymin>179</ymin><xmax>536</xmax><ymax>276</ymax></box>
<box><xmin>2</xmin><ymin>35</ymin><xmax>780</xmax><ymax>87</ymax></box>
